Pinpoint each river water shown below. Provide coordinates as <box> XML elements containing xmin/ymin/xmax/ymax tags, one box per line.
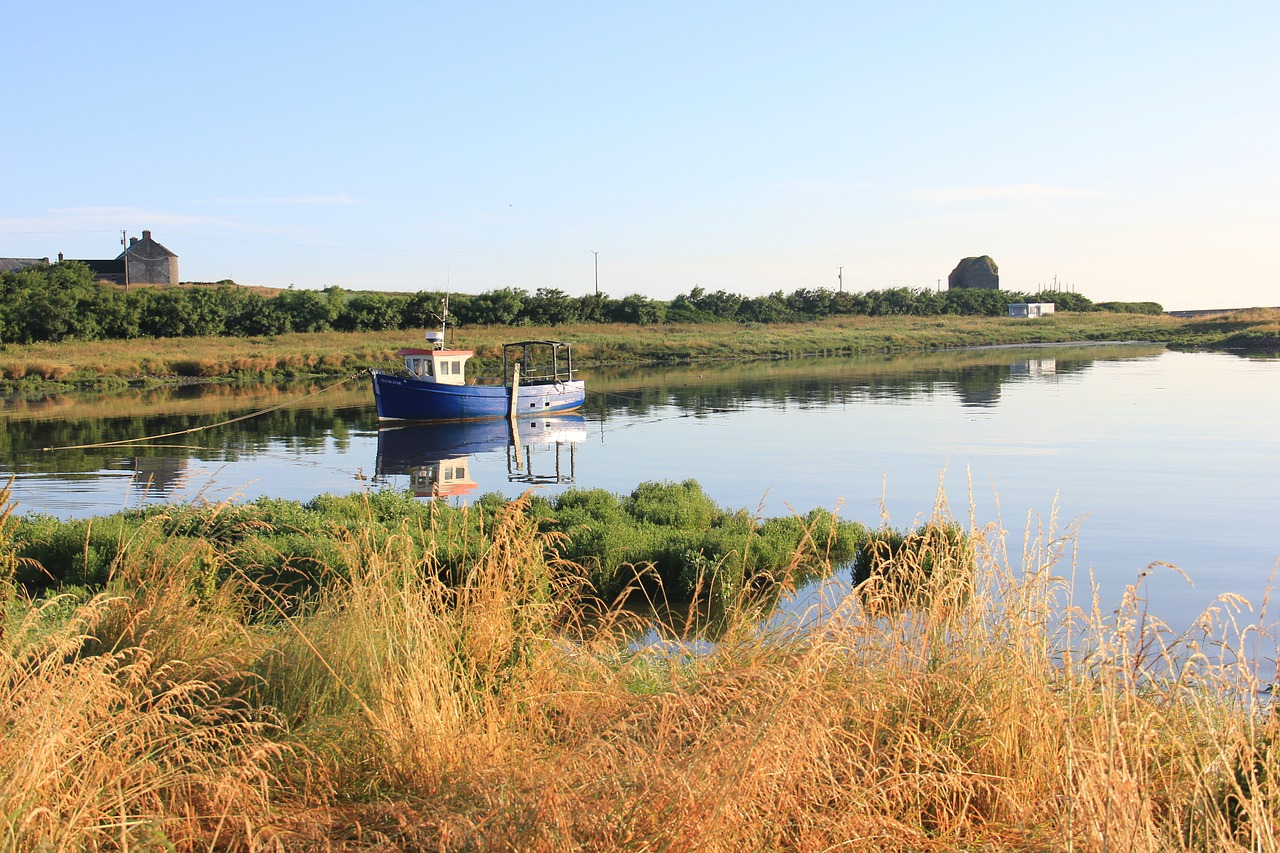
<box><xmin>3</xmin><ymin>343</ymin><xmax>1278</xmax><ymax>656</ymax></box>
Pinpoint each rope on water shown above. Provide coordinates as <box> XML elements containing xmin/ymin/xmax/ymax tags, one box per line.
<box><xmin>587</xmin><ymin>388</ymin><xmax>648</xmax><ymax>405</ymax></box>
<box><xmin>40</xmin><ymin>371</ymin><xmax>366</xmax><ymax>453</ymax></box>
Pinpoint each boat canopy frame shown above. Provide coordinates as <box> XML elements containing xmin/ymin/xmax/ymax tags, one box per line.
<box><xmin>502</xmin><ymin>340</ymin><xmax>576</xmax><ymax>386</ymax></box>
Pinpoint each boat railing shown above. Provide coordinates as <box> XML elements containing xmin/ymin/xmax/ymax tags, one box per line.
<box><xmin>502</xmin><ymin>340</ymin><xmax>576</xmax><ymax>385</ymax></box>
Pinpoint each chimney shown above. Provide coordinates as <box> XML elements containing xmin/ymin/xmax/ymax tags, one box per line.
<box><xmin>142</xmin><ymin>230</ymin><xmax>152</xmax><ymax>241</ymax></box>
<box><xmin>130</xmin><ymin>238</ymin><xmax>139</xmax><ymax>246</ymax></box>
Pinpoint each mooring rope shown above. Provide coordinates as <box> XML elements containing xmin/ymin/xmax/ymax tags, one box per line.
<box><xmin>587</xmin><ymin>388</ymin><xmax>648</xmax><ymax>405</ymax></box>
<box><xmin>40</xmin><ymin>371</ymin><xmax>366</xmax><ymax>453</ymax></box>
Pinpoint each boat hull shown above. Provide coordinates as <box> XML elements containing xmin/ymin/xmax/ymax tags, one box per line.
<box><xmin>371</xmin><ymin>372</ymin><xmax>586</xmax><ymax>421</ymax></box>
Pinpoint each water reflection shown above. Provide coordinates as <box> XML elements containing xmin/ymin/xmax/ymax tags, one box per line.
<box><xmin>374</xmin><ymin>416</ymin><xmax>587</xmax><ymax>498</ymax></box>
<box><xmin>130</xmin><ymin>455</ymin><xmax>191</xmax><ymax>497</ymax></box>
<box><xmin>584</xmin><ymin>343</ymin><xmax>1151</xmax><ymax>418</ymax></box>
<box><xmin>0</xmin><ymin>343</ymin><xmax>1167</xmax><ymax>516</ymax></box>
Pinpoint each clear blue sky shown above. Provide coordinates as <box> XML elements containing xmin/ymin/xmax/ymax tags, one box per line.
<box><xmin>4</xmin><ymin>1</ymin><xmax>1276</xmax><ymax>310</ymax></box>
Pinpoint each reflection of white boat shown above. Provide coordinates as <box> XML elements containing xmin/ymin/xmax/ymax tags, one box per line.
<box><xmin>507</xmin><ymin>416</ymin><xmax>587</xmax><ymax>486</ymax></box>
<box><xmin>1009</xmin><ymin>357</ymin><xmax>1057</xmax><ymax>378</ymax></box>
<box><xmin>375</xmin><ymin>415</ymin><xmax>587</xmax><ymax>497</ymax></box>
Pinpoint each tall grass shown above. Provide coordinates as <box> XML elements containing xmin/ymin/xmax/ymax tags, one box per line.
<box><xmin>0</xmin><ymin>489</ymin><xmax>291</xmax><ymax>850</ymax></box>
<box><xmin>2</xmin><ymin>481</ymin><xmax>1278</xmax><ymax>850</ymax></box>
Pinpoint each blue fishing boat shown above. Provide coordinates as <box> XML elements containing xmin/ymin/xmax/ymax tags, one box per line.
<box><xmin>370</xmin><ymin>333</ymin><xmax>585</xmax><ymax>422</ymax></box>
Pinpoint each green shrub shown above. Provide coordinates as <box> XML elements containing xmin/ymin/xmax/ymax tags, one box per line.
<box><xmin>1095</xmin><ymin>300</ymin><xmax>1164</xmax><ymax>315</ymax></box>
<box><xmin>14</xmin><ymin>514</ymin><xmax>137</xmax><ymax>589</ymax></box>
<box><xmin>622</xmin><ymin>480</ymin><xmax>719</xmax><ymax>529</ymax></box>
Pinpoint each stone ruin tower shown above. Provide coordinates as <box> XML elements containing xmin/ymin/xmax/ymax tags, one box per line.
<box><xmin>947</xmin><ymin>256</ymin><xmax>999</xmax><ymax>290</ymax></box>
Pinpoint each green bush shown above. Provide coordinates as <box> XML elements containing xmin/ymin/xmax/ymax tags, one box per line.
<box><xmin>622</xmin><ymin>480</ymin><xmax>719</xmax><ymax>529</ymax></box>
<box><xmin>14</xmin><ymin>514</ymin><xmax>136</xmax><ymax>588</ymax></box>
<box><xmin>1095</xmin><ymin>301</ymin><xmax>1164</xmax><ymax>315</ymax></box>
<box><xmin>541</xmin><ymin>490</ymin><xmax>865</xmax><ymax>602</ymax></box>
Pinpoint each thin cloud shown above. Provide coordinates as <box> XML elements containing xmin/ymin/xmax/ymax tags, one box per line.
<box><xmin>190</xmin><ymin>194</ymin><xmax>362</xmax><ymax>206</ymax></box>
<box><xmin>2</xmin><ymin>207</ymin><xmax>227</xmax><ymax>231</ymax></box>
<box><xmin>907</xmin><ymin>184</ymin><xmax>1104</xmax><ymax>204</ymax></box>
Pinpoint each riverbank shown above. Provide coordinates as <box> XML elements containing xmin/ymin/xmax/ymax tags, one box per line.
<box><xmin>2</xmin><ymin>482</ymin><xmax>1274</xmax><ymax>850</ymax></box>
<box><xmin>2</xmin><ymin>309</ymin><xmax>1276</xmax><ymax>394</ymax></box>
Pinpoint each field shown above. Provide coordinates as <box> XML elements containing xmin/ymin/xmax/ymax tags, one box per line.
<box><xmin>1</xmin><ymin>309</ymin><xmax>1277</xmax><ymax>391</ymax></box>
<box><xmin>2</xmin><ymin>484</ymin><xmax>1277</xmax><ymax>851</ymax></box>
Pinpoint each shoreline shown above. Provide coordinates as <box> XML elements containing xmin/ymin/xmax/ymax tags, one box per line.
<box><xmin>1</xmin><ymin>310</ymin><xmax>1276</xmax><ymax>396</ymax></box>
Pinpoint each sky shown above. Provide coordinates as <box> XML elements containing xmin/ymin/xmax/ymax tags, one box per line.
<box><xmin>3</xmin><ymin>1</ymin><xmax>1277</xmax><ymax>311</ymax></box>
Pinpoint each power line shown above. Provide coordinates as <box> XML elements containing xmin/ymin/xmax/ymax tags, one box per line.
<box><xmin>160</xmin><ymin>233</ymin><xmax>587</xmax><ymax>256</ymax></box>
<box><xmin>0</xmin><ymin>229</ymin><xmax>120</xmax><ymax>235</ymax></box>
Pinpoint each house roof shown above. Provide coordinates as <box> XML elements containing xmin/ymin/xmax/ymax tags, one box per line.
<box><xmin>0</xmin><ymin>258</ymin><xmax>50</xmax><ymax>273</ymax></box>
<box><xmin>81</xmin><ymin>259</ymin><xmax>127</xmax><ymax>277</ymax></box>
<box><xmin>115</xmin><ymin>231</ymin><xmax>177</xmax><ymax>262</ymax></box>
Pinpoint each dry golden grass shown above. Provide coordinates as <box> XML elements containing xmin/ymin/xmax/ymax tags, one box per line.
<box><xmin>2</xmin><ymin>486</ymin><xmax>1278</xmax><ymax>851</ymax></box>
<box><xmin>0</xmin><ymin>568</ymin><xmax>291</xmax><ymax>849</ymax></box>
<box><xmin>4</xmin><ymin>309</ymin><xmax>1277</xmax><ymax>389</ymax></box>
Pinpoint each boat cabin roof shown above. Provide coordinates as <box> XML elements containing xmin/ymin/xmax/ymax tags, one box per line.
<box><xmin>396</xmin><ymin>347</ymin><xmax>473</xmax><ymax>386</ymax></box>
<box><xmin>395</xmin><ymin>347</ymin><xmax>473</xmax><ymax>357</ymax></box>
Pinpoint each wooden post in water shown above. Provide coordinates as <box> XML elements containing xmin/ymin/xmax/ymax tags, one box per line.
<box><xmin>509</xmin><ymin>363</ymin><xmax>523</xmax><ymax>470</ymax></box>
<box><xmin>509</xmin><ymin>363</ymin><xmax>522</xmax><ymax>418</ymax></box>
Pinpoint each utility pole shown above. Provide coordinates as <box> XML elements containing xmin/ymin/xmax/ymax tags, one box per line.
<box><xmin>837</xmin><ymin>266</ymin><xmax>843</xmax><ymax>293</ymax></box>
<box><xmin>592</xmin><ymin>250</ymin><xmax>599</xmax><ymax>295</ymax></box>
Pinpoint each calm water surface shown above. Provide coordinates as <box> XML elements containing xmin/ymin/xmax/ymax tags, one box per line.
<box><xmin>4</xmin><ymin>343</ymin><xmax>1278</xmax><ymax>650</ymax></box>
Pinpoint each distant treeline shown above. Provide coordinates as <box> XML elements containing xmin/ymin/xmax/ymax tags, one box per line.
<box><xmin>0</xmin><ymin>260</ymin><xmax>1163</xmax><ymax>345</ymax></box>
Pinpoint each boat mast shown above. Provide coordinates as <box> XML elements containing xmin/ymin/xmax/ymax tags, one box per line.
<box><xmin>440</xmin><ymin>291</ymin><xmax>449</xmax><ymax>346</ymax></box>
<box><xmin>426</xmin><ymin>291</ymin><xmax>450</xmax><ymax>350</ymax></box>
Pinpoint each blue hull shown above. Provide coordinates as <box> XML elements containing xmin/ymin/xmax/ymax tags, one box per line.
<box><xmin>372</xmin><ymin>372</ymin><xmax>585</xmax><ymax>421</ymax></box>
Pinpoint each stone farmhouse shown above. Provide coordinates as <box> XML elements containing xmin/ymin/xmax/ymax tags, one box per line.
<box><xmin>1</xmin><ymin>230</ymin><xmax>179</xmax><ymax>286</ymax></box>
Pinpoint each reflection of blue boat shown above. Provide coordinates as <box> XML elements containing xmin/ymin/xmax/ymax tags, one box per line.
<box><xmin>376</xmin><ymin>416</ymin><xmax>586</xmax><ymax>462</ymax></box>
<box><xmin>376</xmin><ymin>415</ymin><xmax>587</xmax><ymax>496</ymax></box>
<box><xmin>371</xmin><ymin>335</ymin><xmax>585</xmax><ymax>422</ymax></box>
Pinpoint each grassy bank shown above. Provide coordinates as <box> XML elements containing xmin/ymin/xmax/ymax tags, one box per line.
<box><xmin>2</xmin><ymin>483</ymin><xmax>1276</xmax><ymax>851</ymax></box>
<box><xmin>2</xmin><ymin>309</ymin><xmax>1277</xmax><ymax>392</ymax></box>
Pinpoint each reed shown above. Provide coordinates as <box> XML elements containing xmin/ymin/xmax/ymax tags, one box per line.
<box><xmin>2</xmin><ymin>482</ymin><xmax>1277</xmax><ymax>850</ymax></box>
